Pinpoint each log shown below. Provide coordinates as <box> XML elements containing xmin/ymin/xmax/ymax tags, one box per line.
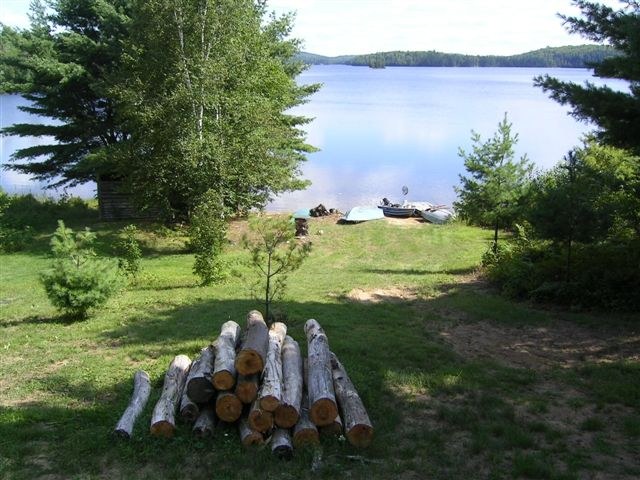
<box><xmin>212</xmin><ymin>321</ymin><xmax>241</xmax><ymax>390</ymax></box>
<box><xmin>274</xmin><ymin>336</ymin><xmax>303</xmax><ymax>428</ymax></box>
<box><xmin>292</xmin><ymin>391</ymin><xmax>319</xmax><ymax>448</ymax></box>
<box><xmin>192</xmin><ymin>405</ymin><xmax>216</xmax><ymax>438</ymax></box>
<box><xmin>258</xmin><ymin>322</ymin><xmax>287</xmax><ymax>412</ymax></box>
<box><xmin>179</xmin><ymin>389</ymin><xmax>199</xmax><ymax>423</ymax></box>
<box><xmin>304</xmin><ymin>319</ymin><xmax>338</xmax><ymax>426</ymax></box>
<box><xmin>150</xmin><ymin>354</ymin><xmax>191</xmax><ymax>438</ymax></box>
<box><xmin>215</xmin><ymin>390</ymin><xmax>242</xmax><ymax>423</ymax></box>
<box><xmin>330</xmin><ymin>352</ymin><xmax>374</xmax><ymax>448</ymax></box>
<box><xmin>114</xmin><ymin>370</ymin><xmax>152</xmax><ymax>439</ymax></box>
<box><xmin>271</xmin><ymin>428</ymin><xmax>294</xmax><ymax>460</ymax></box>
<box><xmin>239</xmin><ymin>416</ymin><xmax>264</xmax><ymax>447</ymax></box>
<box><xmin>320</xmin><ymin>414</ymin><xmax>343</xmax><ymax>437</ymax></box>
<box><xmin>248</xmin><ymin>398</ymin><xmax>273</xmax><ymax>433</ymax></box>
<box><xmin>235</xmin><ymin>373</ymin><xmax>260</xmax><ymax>404</ymax></box>
<box><xmin>235</xmin><ymin>310</ymin><xmax>269</xmax><ymax>376</ymax></box>
<box><xmin>185</xmin><ymin>345</ymin><xmax>216</xmax><ymax>403</ymax></box>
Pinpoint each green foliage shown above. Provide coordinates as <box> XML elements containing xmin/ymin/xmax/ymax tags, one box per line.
<box><xmin>0</xmin><ymin>1</ymin><xmax>132</xmax><ymax>186</ymax></box>
<box><xmin>241</xmin><ymin>215</ymin><xmax>312</xmax><ymax>321</ymax></box>
<box><xmin>114</xmin><ymin>225</ymin><xmax>142</xmax><ymax>280</ymax></box>
<box><xmin>534</xmin><ymin>1</ymin><xmax>640</xmax><ymax>153</ymax></box>
<box><xmin>113</xmin><ymin>0</ymin><xmax>318</xmax><ymax>218</ymax></box>
<box><xmin>189</xmin><ymin>191</ymin><xmax>228</xmax><ymax>286</ymax></box>
<box><xmin>40</xmin><ymin>220</ymin><xmax>121</xmax><ymax>318</ymax></box>
<box><xmin>455</xmin><ymin>114</ymin><xmax>533</xmax><ymax>249</ymax></box>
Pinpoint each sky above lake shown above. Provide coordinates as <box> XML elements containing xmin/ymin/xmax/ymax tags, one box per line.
<box><xmin>2</xmin><ymin>1</ymin><xmax>622</xmax><ymax>56</ymax></box>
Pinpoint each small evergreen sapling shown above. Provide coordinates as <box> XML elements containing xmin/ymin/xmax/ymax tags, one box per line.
<box><xmin>41</xmin><ymin>220</ymin><xmax>122</xmax><ymax>319</ymax></box>
<box><xmin>241</xmin><ymin>215</ymin><xmax>312</xmax><ymax>322</ymax></box>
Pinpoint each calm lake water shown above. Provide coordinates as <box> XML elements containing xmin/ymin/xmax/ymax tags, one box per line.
<box><xmin>0</xmin><ymin>65</ymin><xmax>627</xmax><ymax>210</ymax></box>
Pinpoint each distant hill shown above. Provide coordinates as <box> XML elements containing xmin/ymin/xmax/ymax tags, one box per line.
<box><xmin>296</xmin><ymin>45</ymin><xmax>618</xmax><ymax>68</ymax></box>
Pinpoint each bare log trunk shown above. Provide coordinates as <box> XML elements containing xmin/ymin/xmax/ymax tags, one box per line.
<box><xmin>150</xmin><ymin>355</ymin><xmax>191</xmax><ymax>438</ymax></box>
<box><xmin>304</xmin><ymin>319</ymin><xmax>338</xmax><ymax>426</ymax></box>
<box><xmin>192</xmin><ymin>405</ymin><xmax>216</xmax><ymax>438</ymax></box>
<box><xmin>179</xmin><ymin>389</ymin><xmax>199</xmax><ymax>423</ymax></box>
<box><xmin>275</xmin><ymin>336</ymin><xmax>303</xmax><ymax>428</ymax></box>
<box><xmin>239</xmin><ymin>416</ymin><xmax>264</xmax><ymax>446</ymax></box>
<box><xmin>248</xmin><ymin>398</ymin><xmax>273</xmax><ymax>433</ymax></box>
<box><xmin>114</xmin><ymin>370</ymin><xmax>151</xmax><ymax>439</ymax></box>
<box><xmin>235</xmin><ymin>311</ymin><xmax>269</xmax><ymax>375</ymax></box>
<box><xmin>271</xmin><ymin>428</ymin><xmax>293</xmax><ymax>460</ymax></box>
<box><xmin>215</xmin><ymin>390</ymin><xmax>242</xmax><ymax>423</ymax></box>
<box><xmin>320</xmin><ymin>414</ymin><xmax>343</xmax><ymax>437</ymax></box>
<box><xmin>292</xmin><ymin>391</ymin><xmax>319</xmax><ymax>448</ymax></box>
<box><xmin>258</xmin><ymin>322</ymin><xmax>287</xmax><ymax>412</ymax></box>
<box><xmin>235</xmin><ymin>373</ymin><xmax>259</xmax><ymax>404</ymax></box>
<box><xmin>185</xmin><ymin>345</ymin><xmax>215</xmax><ymax>403</ymax></box>
<box><xmin>212</xmin><ymin>321</ymin><xmax>241</xmax><ymax>390</ymax></box>
<box><xmin>330</xmin><ymin>352</ymin><xmax>373</xmax><ymax>448</ymax></box>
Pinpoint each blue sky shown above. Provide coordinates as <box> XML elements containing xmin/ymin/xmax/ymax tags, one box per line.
<box><xmin>2</xmin><ymin>0</ymin><xmax>623</xmax><ymax>56</ymax></box>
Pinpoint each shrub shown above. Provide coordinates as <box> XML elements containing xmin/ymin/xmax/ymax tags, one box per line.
<box><xmin>41</xmin><ymin>220</ymin><xmax>122</xmax><ymax>319</ymax></box>
<box><xmin>189</xmin><ymin>190</ymin><xmax>228</xmax><ymax>285</ymax></box>
<box><xmin>114</xmin><ymin>225</ymin><xmax>142</xmax><ymax>280</ymax></box>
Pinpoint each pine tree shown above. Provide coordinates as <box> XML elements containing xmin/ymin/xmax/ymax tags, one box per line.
<box><xmin>454</xmin><ymin>114</ymin><xmax>533</xmax><ymax>250</ymax></box>
<box><xmin>534</xmin><ymin>1</ymin><xmax>640</xmax><ymax>153</ymax></box>
<box><xmin>0</xmin><ymin>0</ymin><xmax>132</xmax><ymax>186</ymax></box>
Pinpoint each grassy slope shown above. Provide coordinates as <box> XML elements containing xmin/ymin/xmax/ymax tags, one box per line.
<box><xmin>0</xmin><ymin>213</ymin><xmax>638</xmax><ymax>480</ymax></box>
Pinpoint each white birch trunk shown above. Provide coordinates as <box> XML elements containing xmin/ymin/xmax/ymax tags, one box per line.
<box><xmin>114</xmin><ymin>370</ymin><xmax>151</xmax><ymax>439</ymax></box>
<box><xmin>150</xmin><ymin>355</ymin><xmax>191</xmax><ymax>438</ymax></box>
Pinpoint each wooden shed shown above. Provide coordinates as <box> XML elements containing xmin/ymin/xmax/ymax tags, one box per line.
<box><xmin>97</xmin><ymin>177</ymin><xmax>157</xmax><ymax>221</ymax></box>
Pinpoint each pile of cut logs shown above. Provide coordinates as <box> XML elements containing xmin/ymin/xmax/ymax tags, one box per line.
<box><xmin>114</xmin><ymin>311</ymin><xmax>373</xmax><ymax>458</ymax></box>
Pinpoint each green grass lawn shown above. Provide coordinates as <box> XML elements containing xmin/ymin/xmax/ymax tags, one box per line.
<box><xmin>1</xmin><ymin>211</ymin><xmax>639</xmax><ymax>479</ymax></box>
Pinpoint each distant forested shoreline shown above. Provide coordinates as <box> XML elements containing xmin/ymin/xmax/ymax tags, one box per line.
<box><xmin>297</xmin><ymin>45</ymin><xmax>618</xmax><ymax>68</ymax></box>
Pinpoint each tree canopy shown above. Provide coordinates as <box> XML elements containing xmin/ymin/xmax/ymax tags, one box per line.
<box><xmin>113</xmin><ymin>0</ymin><xmax>318</xmax><ymax>217</ymax></box>
<box><xmin>0</xmin><ymin>0</ymin><xmax>132</xmax><ymax>187</ymax></box>
<box><xmin>534</xmin><ymin>1</ymin><xmax>640</xmax><ymax>153</ymax></box>
<box><xmin>1</xmin><ymin>0</ymin><xmax>318</xmax><ymax>217</ymax></box>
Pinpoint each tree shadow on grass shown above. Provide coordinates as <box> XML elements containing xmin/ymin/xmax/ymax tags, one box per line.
<box><xmin>362</xmin><ymin>266</ymin><xmax>478</xmax><ymax>276</ymax></box>
<box><xmin>4</xmin><ymin>290</ymin><xmax>638</xmax><ymax>479</ymax></box>
<box><xmin>0</xmin><ymin>312</ymin><xmax>88</xmax><ymax>328</ymax></box>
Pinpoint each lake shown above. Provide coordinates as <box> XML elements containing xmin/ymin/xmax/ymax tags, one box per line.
<box><xmin>0</xmin><ymin>65</ymin><xmax>627</xmax><ymax>210</ymax></box>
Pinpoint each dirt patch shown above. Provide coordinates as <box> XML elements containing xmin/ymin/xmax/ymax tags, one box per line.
<box><xmin>383</xmin><ymin>217</ymin><xmax>425</xmax><ymax>228</ymax></box>
<box><xmin>345</xmin><ymin>287</ymin><xmax>418</xmax><ymax>304</ymax></box>
<box><xmin>438</xmin><ymin>320</ymin><xmax>640</xmax><ymax>370</ymax></box>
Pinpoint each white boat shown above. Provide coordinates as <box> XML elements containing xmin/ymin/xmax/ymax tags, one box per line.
<box><xmin>341</xmin><ymin>206</ymin><xmax>385</xmax><ymax>223</ymax></box>
<box><xmin>420</xmin><ymin>208</ymin><xmax>455</xmax><ymax>224</ymax></box>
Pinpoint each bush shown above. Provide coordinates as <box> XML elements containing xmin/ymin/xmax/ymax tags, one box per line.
<box><xmin>114</xmin><ymin>225</ymin><xmax>142</xmax><ymax>280</ymax></box>
<box><xmin>484</xmin><ymin>237</ymin><xmax>640</xmax><ymax>310</ymax></box>
<box><xmin>189</xmin><ymin>190</ymin><xmax>228</xmax><ymax>285</ymax></box>
<box><xmin>41</xmin><ymin>220</ymin><xmax>122</xmax><ymax>318</ymax></box>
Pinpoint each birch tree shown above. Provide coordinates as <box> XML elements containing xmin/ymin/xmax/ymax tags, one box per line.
<box><xmin>115</xmin><ymin>0</ymin><xmax>318</xmax><ymax>219</ymax></box>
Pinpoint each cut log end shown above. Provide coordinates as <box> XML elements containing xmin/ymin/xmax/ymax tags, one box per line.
<box><xmin>259</xmin><ymin>395</ymin><xmax>280</xmax><ymax>413</ymax></box>
<box><xmin>186</xmin><ymin>378</ymin><xmax>216</xmax><ymax>404</ymax></box>
<box><xmin>149</xmin><ymin>421</ymin><xmax>175</xmax><ymax>438</ymax></box>
<box><xmin>212</xmin><ymin>371</ymin><xmax>235</xmax><ymax>391</ymax></box>
<box><xmin>275</xmin><ymin>405</ymin><xmax>300</xmax><ymax>429</ymax></box>
<box><xmin>310</xmin><ymin>398</ymin><xmax>339</xmax><ymax>427</ymax></box>
<box><xmin>293</xmin><ymin>428</ymin><xmax>320</xmax><ymax>448</ymax></box>
<box><xmin>346</xmin><ymin>424</ymin><xmax>374</xmax><ymax>448</ymax></box>
<box><xmin>242</xmin><ymin>432</ymin><xmax>264</xmax><ymax>446</ymax></box>
<box><xmin>235</xmin><ymin>350</ymin><xmax>264</xmax><ymax>376</ymax></box>
<box><xmin>271</xmin><ymin>428</ymin><xmax>294</xmax><ymax>460</ymax></box>
<box><xmin>215</xmin><ymin>392</ymin><xmax>242</xmax><ymax>423</ymax></box>
<box><xmin>180</xmin><ymin>402</ymin><xmax>199</xmax><ymax>423</ymax></box>
<box><xmin>320</xmin><ymin>418</ymin><xmax>343</xmax><ymax>437</ymax></box>
<box><xmin>113</xmin><ymin>429</ymin><xmax>131</xmax><ymax>440</ymax></box>
<box><xmin>248</xmin><ymin>408</ymin><xmax>273</xmax><ymax>433</ymax></box>
<box><xmin>235</xmin><ymin>375</ymin><xmax>259</xmax><ymax>404</ymax></box>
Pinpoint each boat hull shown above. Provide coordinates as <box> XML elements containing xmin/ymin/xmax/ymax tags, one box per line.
<box><xmin>420</xmin><ymin>209</ymin><xmax>454</xmax><ymax>224</ymax></box>
<box><xmin>341</xmin><ymin>206</ymin><xmax>385</xmax><ymax>223</ymax></box>
<box><xmin>378</xmin><ymin>206</ymin><xmax>415</xmax><ymax>217</ymax></box>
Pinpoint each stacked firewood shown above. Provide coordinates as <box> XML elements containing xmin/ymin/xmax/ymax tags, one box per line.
<box><xmin>114</xmin><ymin>311</ymin><xmax>373</xmax><ymax>457</ymax></box>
